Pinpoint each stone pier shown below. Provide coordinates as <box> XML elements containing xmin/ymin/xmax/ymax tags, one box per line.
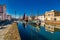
<box><xmin>0</xmin><ymin>23</ymin><xmax>21</xmax><ymax>40</ymax></box>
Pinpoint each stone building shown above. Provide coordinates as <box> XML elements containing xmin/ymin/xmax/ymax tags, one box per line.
<box><xmin>45</xmin><ymin>10</ymin><xmax>60</xmax><ymax>21</ymax></box>
<box><xmin>0</xmin><ymin>4</ymin><xmax>6</xmax><ymax>21</ymax></box>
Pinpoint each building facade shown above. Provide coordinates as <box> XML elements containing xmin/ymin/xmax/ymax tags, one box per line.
<box><xmin>0</xmin><ymin>4</ymin><xmax>6</xmax><ymax>21</ymax></box>
<box><xmin>34</xmin><ymin>15</ymin><xmax>44</xmax><ymax>21</ymax></box>
<box><xmin>45</xmin><ymin>10</ymin><xmax>60</xmax><ymax>21</ymax></box>
<box><xmin>38</xmin><ymin>15</ymin><xmax>44</xmax><ymax>21</ymax></box>
<box><xmin>7</xmin><ymin>15</ymin><xmax>11</xmax><ymax>20</ymax></box>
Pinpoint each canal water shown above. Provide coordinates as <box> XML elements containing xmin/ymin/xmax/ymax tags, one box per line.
<box><xmin>18</xmin><ymin>23</ymin><xmax>60</xmax><ymax>40</ymax></box>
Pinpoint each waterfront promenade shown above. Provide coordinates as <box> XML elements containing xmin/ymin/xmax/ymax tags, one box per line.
<box><xmin>0</xmin><ymin>22</ymin><xmax>21</xmax><ymax>40</ymax></box>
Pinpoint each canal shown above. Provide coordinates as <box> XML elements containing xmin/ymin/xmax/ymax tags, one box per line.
<box><xmin>17</xmin><ymin>22</ymin><xmax>60</xmax><ymax>40</ymax></box>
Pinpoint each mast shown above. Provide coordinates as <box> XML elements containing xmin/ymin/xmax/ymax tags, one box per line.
<box><xmin>15</xmin><ymin>11</ymin><xmax>16</xmax><ymax>19</ymax></box>
<box><xmin>30</xmin><ymin>8</ymin><xmax>33</xmax><ymax>17</ymax></box>
<box><xmin>30</xmin><ymin>8</ymin><xmax>35</xmax><ymax>20</ymax></box>
<box><xmin>36</xmin><ymin>9</ymin><xmax>40</xmax><ymax>19</ymax></box>
<box><xmin>37</xmin><ymin>9</ymin><xmax>40</xmax><ymax>16</ymax></box>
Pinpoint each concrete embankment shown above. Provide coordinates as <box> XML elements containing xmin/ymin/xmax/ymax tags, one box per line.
<box><xmin>0</xmin><ymin>22</ymin><xmax>21</xmax><ymax>40</ymax></box>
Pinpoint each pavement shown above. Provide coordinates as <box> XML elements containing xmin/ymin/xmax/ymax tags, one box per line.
<box><xmin>0</xmin><ymin>24</ymin><xmax>12</xmax><ymax>40</ymax></box>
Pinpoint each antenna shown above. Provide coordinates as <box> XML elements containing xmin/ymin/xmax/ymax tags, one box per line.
<box><xmin>30</xmin><ymin>8</ymin><xmax>34</xmax><ymax>17</ymax></box>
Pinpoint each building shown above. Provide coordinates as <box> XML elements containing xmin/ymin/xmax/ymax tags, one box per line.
<box><xmin>28</xmin><ymin>16</ymin><xmax>32</xmax><ymax>20</ymax></box>
<box><xmin>45</xmin><ymin>10</ymin><xmax>60</xmax><ymax>21</ymax></box>
<box><xmin>34</xmin><ymin>15</ymin><xmax>44</xmax><ymax>21</ymax></box>
<box><xmin>19</xmin><ymin>16</ymin><xmax>23</xmax><ymax>20</ymax></box>
<box><xmin>23</xmin><ymin>13</ymin><xmax>28</xmax><ymax>22</ymax></box>
<box><xmin>38</xmin><ymin>15</ymin><xmax>44</xmax><ymax>21</ymax></box>
<box><xmin>7</xmin><ymin>15</ymin><xmax>11</xmax><ymax>20</ymax></box>
<box><xmin>0</xmin><ymin>4</ymin><xmax>6</xmax><ymax>21</ymax></box>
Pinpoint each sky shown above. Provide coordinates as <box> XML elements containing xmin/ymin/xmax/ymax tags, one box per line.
<box><xmin>0</xmin><ymin>0</ymin><xmax>60</xmax><ymax>17</ymax></box>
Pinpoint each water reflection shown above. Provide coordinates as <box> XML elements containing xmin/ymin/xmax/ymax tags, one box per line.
<box><xmin>45</xmin><ymin>24</ymin><xmax>60</xmax><ymax>33</ymax></box>
<box><xmin>19</xmin><ymin>20</ymin><xmax>60</xmax><ymax>33</ymax></box>
<box><xmin>35</xmin><ymin>26</ymin><xmax>40</xmax><ymax>32</ymax></box>
<box><xmin>18</xmin><ymin>21</ymin><xmax>60</xmax><ymax>40</ymax></box>
<box><xmin>18</xmin><ymin>22</ymin><xmax>49</xmax><ymax>40</ymax></box>
<box><xmin>22</xmin><ymin>22</ymin><xmax>28</xmax><ymax>29</ymax></box>
<box><xmin>45</xmin><ymin>24</ymin><xmax>54</xmax><ymax>33</ymax></box>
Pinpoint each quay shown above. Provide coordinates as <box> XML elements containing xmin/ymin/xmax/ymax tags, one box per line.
<box><xmin>0</xmin><ymin>22</ymin><xmax>21</xmax><ymax>40</ymax></box>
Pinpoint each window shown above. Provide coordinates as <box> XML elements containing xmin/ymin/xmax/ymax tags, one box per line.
<box><xmin>48</xmin><ymin>14</ymin><xmax>50</xmax><ymax>16</ymax></box>
<box><xmin>54</xmin><ymin>18</ymin><xmax>56</xmax><ymax>21</ymax></box>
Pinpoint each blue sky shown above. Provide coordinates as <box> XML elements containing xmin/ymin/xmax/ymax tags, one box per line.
<box><xmin>0</xmin><ymin>0</ymin><xmax>60</xmax><ymax>17</ymax></box>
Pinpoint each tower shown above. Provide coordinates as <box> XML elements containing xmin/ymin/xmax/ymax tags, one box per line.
<box><xmin>23</xmin><ymin>12</ymin><xmax>26</xmax><ymax>20</ymax></box>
